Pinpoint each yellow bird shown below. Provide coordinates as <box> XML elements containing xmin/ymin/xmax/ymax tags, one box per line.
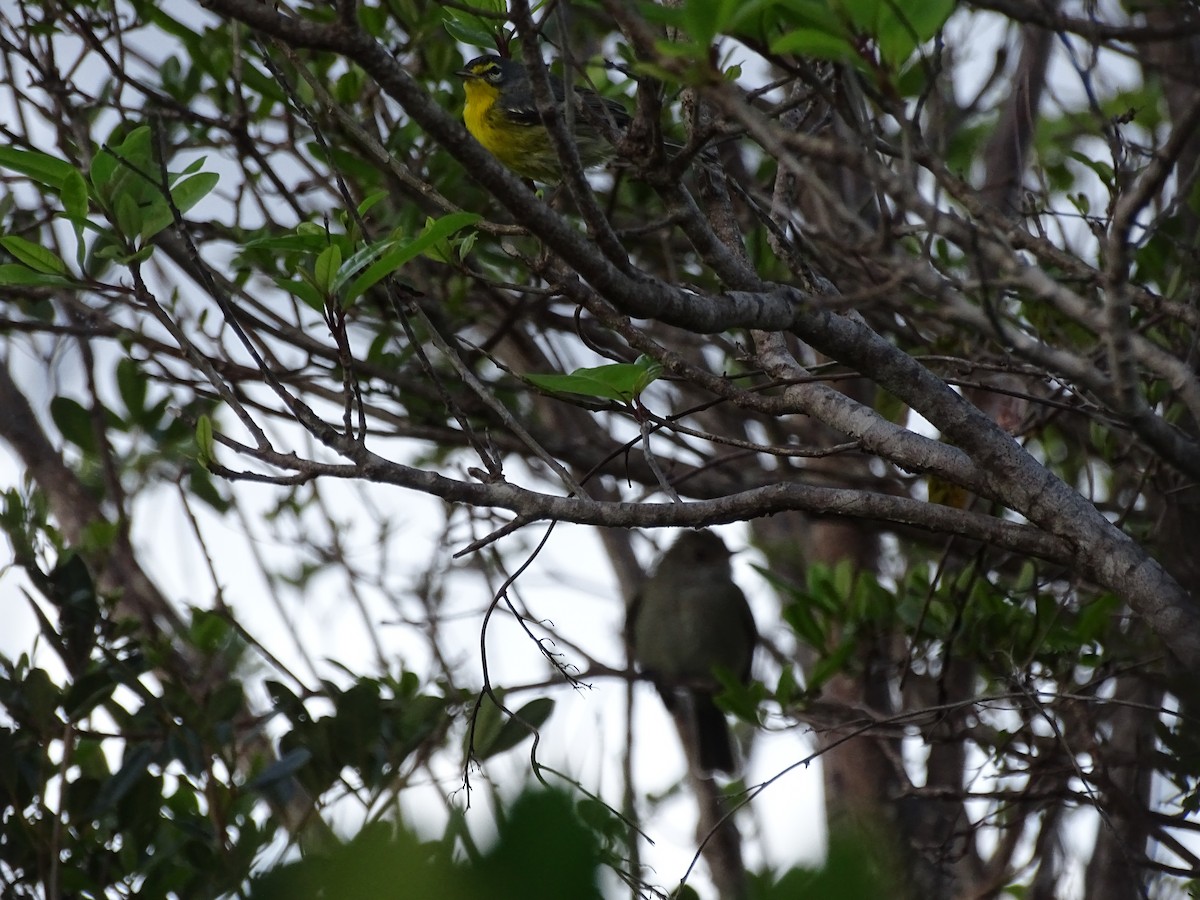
<box><xmin>456</xmin><ymin>55</ymin><xmax>629</xmax><ymax>183</ymax></box>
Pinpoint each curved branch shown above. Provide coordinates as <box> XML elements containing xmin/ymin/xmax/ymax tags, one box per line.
<box><xmin>199</xmin><ymin>0</ymin><xmax>1200</xmax><ymax>668</ymax></box>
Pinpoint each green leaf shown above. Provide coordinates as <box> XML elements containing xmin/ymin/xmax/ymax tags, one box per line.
<box><xmin>472</xmin><ymin>0</ymin><xmax>507</xmax><ymax>14</ymax></box>
<box><xmin>19</xmin><ymin>667</ymin><xmax>61</xmax><ymax>729</ymax></box>
<box><xmin>134</xmin><ymin>171</ymin><xmax>219</xmax><ymax>242</ymax></box>
<box><xmin>50</xmin><ymin>396</ymin><xmax>97</xmax><ymax>454</ymax></box>
<box><xmin>771</xmin><ymin>28</ymin><xmax>860</xmax><ymax>63</ymax></box>
<box><xmin>1067</xmin><ymin>149</ymin><xmax>1115</xmax><ymax>185</ymax></box>
<box><xmin>89</xmin><ymin>148</ymin><xmax>117</xmax><ymax>200</ymax></box>
<box><xmin>783</xmin><ymin>598</ymin><xmax>825</xmax><ymax>647</ymax></box>
<box><xmin>108</xmin><ymin>126</ymin><xmax>155</xmax><ymax>180</ymax></box>
<box><xmin>177</xmin><ymin>155</ymin><xmax>207</xmax><ymax>176</ymax></box>
<box><xmin>314</xmin><ymin>243</ymin><xmax>341</xmax><ymax>295</ymax></box>
<box><xmin>249</xmin><ymin>747</ymin><xmax>312</xmax><ymax>792</ymax></box>
<box><xmin>127</xmin><ymin>244</ymin><xmax>154</xmax><ymax>265</ymax></box>
<box><xmin>0</xmin><ymin>264</ymin><xmax>74</xmax><ymax>287</ymax></box>
<box><xmin>132</xmin><ymin>189</ymin><xmax>182</xmax><ymax>242</ymax></box>
<box><xmin>265</xmin><ymin>680</ymin><xmax>306</xmax><ymax>719</ymax></box>
<box><xmin>775</xmin><ymin>666</ymin><xmax>801</xmax><ymax>707</ymax></box>
<box><xmin>64</xmin><ymin>670</ymin><xmax>120</xmax><ymax>723</ymax></box>
<box><xmin>158</xmin><ymin>171</ymin><xmax>218</xmax><ymax>229</ymax></box>
<box><xmin>0</xmin><ymin>236</ymin><xmax>67</xmax><ymax>275</ymax></box>
<box><xmin>81</xmin><ymin>519</ymin><xmax>119</xmax><ymax>555</ymax></box>
<box><xmin>61</xmin><ymin>169</ymin><xmax>90</xmax><ymax>265</ymax></box>
<box><xmin>330</xmin><ymin>235</ymin><xmax>402</xmax><ymax>295</ymax></box>
<box><xmin>474</xmin><ymin>696</ymin><xmax>555</xmax><ymax>761</ymax></box>
<box><xmin>833</xmin><ymin>557</ymin><xmax>855</xmax><ymax>601</ymax></box>
<box><xmin>808</xmin><ymin>638</ymin><xmax>857</xmax><ymax>690</ymax></box>
<box><xmin>91</xmin><ymin>126</ymin><xmax>156</xmax><ymax>206</ymax></box>
<box><xmin>684</xmin><ymin>0</ymin><xmax>738</xmax><ymax>42</ymax></box>
<box><xmin>60</xmin><ymin>169</ymin><xmax>89</xmax><ymax>220</ymax></box>
<box><xmin>195</xmin><ymin>414</ymin><xmax>215</xmax><ymax>466</ymax></box>
<box><xmin>839</xmin><ymin>0</ymin><xmax>884</xmax><ymax>31</ymax></box>
<box><xmin>637</xmin><ymin>2</ymin><xmax>690</xmax><ymax>31</ymax></box>
<box><xmin>356</xmin><ymin>190</ymin><xmax>388</xmax><ymax>217</ymax></box>
<box><xmin>441</xmin><ymin>9</ymin><xmax>499</xmax><ymax>49</ymax></box>
<box><xmin>114</xmin><ymin>192</ymin><xmax>142</xmax><ymax>242</ymax></box>
<box><xmin>243</xmin><ymin>232</ymin><xmax>331</xmax><ymax>253</ymax></box>
<box><xmin>475</xmin><ymin>790</ymin><xmax>602</xmax><ymax>898</ymax></box>
<box><xmin>88</xmin><ymin>127</ymin><xmax>216</xmax><ymax>243</ymax></box>
<box><xmin>862</xmin><ymin>0</ymin><xmax>956</xmax><ymax>66</ymax></box>
<box><xmin>525</xmin><ymin>356</ymin><xmax>663</xmax><ymax>403</ymax></box>
<box><xmin>343</xmin><ymin>212</ymin><xmax>480</xmax><ymax>302</ymax></box>
<box><xmin>187</xmin><ymin>463</ymin><xmax>230</xmax><ymax>512</ymax></box>
<box><xmin>714</xmin><ymin>667</ymin><xmax>762</xmax><ymax>723</ymax></box>
<box><xmin>48</xmin><ymin>553</ymin><xmax>99</xmax><ymax>676</ymax></box>
<box><xmin>274</xmin><ymin>276</ymin><xmax>326</xmax><ymax>312</ymax></box>
<box><xmin>90</xmin><ymin>742</ymin><xmax>156</xmax><ymax>816</ymax></box>
<box><xmin>115</xmin><ymin>357</ymin><xmax>148</xmax><ymax>421</ymax></box>
<box><xmin>897</xmin><ymin>0</ymin><xmax>956</xmax><ymax>45</ymax></box>
<box><xmin>0</xmin><ymin>146</ymin><xmax>76</xmax><ymax>188</ymax></box>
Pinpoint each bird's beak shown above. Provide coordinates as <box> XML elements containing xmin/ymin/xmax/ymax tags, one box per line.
<box><xmin>455</xmin><ymin>67</ymin><xmax>475</xmax><ymax>79</ymax></box>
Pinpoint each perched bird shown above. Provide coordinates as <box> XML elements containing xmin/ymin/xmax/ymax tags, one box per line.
<box><xmin>628</xmin><ymin>530</ymin><xmax>758</xmax><ymax>773</ymax></box>
<box><xmin>456</xmin><ymin>54</ymin><xmax>630</xmax><ymax>183</ymax></box>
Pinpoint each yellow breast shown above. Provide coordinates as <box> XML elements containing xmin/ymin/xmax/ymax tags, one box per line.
<box><xmin>461</xmin><ymin>80</ymin><xmax>559</xmax><ymax>181</ymax></box>
<box><xmin>462</xmin><ymin>82</ymin><xmax>501</xmax><ymax>148</ymax></box>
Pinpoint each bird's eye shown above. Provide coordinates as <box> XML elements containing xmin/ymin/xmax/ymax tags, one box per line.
<box><xmin>486</xmin><ymin>66</ymin><xmax>502</xmax><ymax>82</ymax></box>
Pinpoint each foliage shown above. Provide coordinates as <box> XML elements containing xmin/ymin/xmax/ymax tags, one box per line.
<box><xmin>1</xmin><ymin>0</ymin><xmax>1198</xmax><ymax>897</ymax></box>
